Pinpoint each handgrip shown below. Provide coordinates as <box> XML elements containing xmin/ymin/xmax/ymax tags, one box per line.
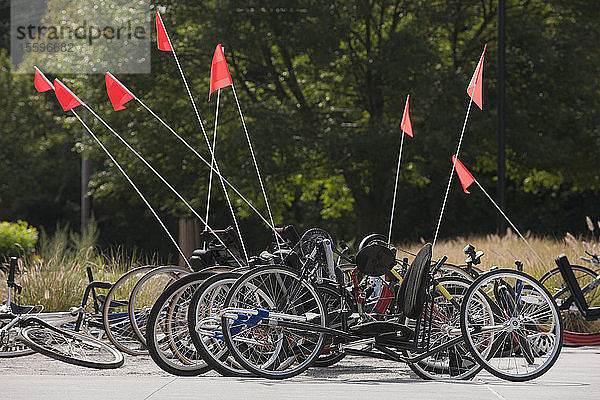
<box><xmin>7</xmin><ymin>257</ymin><xmax>17</xmax><ymax>284</ymax></box>
<box><xmin>430</xmin><ymin>256</ymin><xmax>448</xmax><ymax>275</ymax></box>
<box><xmin>86</xmin><ymin>266</ymin><xmax>94</xmax><ymax>283</ymax></box>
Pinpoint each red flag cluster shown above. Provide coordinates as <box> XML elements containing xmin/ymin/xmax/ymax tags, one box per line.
<box><xmin>35</xmin><ymin>67</ymin><xmax>82</xmax><ymax>111</ymax></box>
<box><xmin>36</xmin><ymin>13</ymin><xmax>487</xmax><ymax>204</ymax></box>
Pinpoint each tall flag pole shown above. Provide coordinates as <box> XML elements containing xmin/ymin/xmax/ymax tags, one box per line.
<box><xmin>387</xmin><ymin>94</ymin><xmax>413</xmax><ymax>244</ymax></box>
<box><xmin>34</xmin><ymin>67</ymin><xmax>191</xmax><ymax>268</ymax></box>
<box><xmin>104</xmin><ymin>72</ymin><xmax>282</xmax><ymax>243</ymax></box>
<box><xmin>209</xmin><ymin>44</ymin><xmax>282</xmax><ymax>254</ymax></box>
<box><xmin>432</xmin><ymin>44</ymin><xmax>487</xmax><ymax>250</ymax></box>
<box><xmin>105</xmin><ymin>73</ymin><xmax>288</xmax><ymax>263</ymax></box>
<box><xmin>52</xmin><ymin>75</ymin><xmax>244</xmax><ymax>267</ymax></box>
<box><xmin>155</xmin><ymin>13</ymin><xmax>251</xmax><ymax>262</ymax></box>
<box><xmin>451</xmin><ymin>156</ymin><xmax>548</xmax><ymax>269</ymax></box>
<box><xmin>204</xmin><ymin>88</ymin><xmax>221</xmax><ymax>240</ymax></box>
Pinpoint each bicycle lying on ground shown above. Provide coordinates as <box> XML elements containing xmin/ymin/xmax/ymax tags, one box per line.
<box><xmin>0</xmin><ymin>257</ymin><xmax>124</xmax><ymax>368</ymax></box>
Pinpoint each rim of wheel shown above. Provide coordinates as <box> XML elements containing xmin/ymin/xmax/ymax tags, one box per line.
<box><xmin>102</xmin><ymin>265</ymin><xmax>155</xmax><ymax>355</ymax></box>
<box><xmin>461</xmin><ymin>270</ymin><xmax>563</xmax><ymax>381</ymax></box>
<box><xmin>407</xmin><ymin>276</ymin><xmax>488</xmax><ymax>380</ymax></box>
<box><xmin>190</xmin><ymin>273</ymin><xmax>251</xmax><ymax>376</ymax></box>
<box><xmin>129</xmin><ymin>266</ymin><xmax>190</xmax><ymax>346</ymax></box>
<box><xmin>20</xmin><ymin>321</ymin><xmax>123</xmax><ymax>369</ymax></box>
<box><xmin>221</xmin><ymin>266</ymin><xmax>326</xmax><ymax>378</ymax></box>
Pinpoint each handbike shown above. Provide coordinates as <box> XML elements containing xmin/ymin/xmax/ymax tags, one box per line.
<box><xmin>218</xmin><ymin>242</ymin><xmax>563</xmax><ymax>381</ymax></box>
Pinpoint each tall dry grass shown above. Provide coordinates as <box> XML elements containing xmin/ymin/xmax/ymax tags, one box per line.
<box><xmin>2</xmin><ymin>218</ymin><xmax>599</xmax><ymax>313</ymax></box>
<box><xmin>397</xmin><ymin>228</ymin><xmax>599</xmax><ymax>279</ymax></box>
<box><xmin>0</xmin><ymin>222</ymin><xmax>162</xmax><ymax>311</ymax></box>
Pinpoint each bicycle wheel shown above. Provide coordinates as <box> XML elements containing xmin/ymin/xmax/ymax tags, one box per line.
<box><xmin>313</xmin><ymin>284</ymin><xmax>347</xmax><ymax>367</ymax></box>
<box><xmin>129</xmin><ymin>266</ymin><xmax>190</xmax><ymax>346</ymax></box>
<box><xmin>221</xmin><ymin>265</ymin><xmax>327</xmax><ymax>379</ymax></box>
<box><xmin>20</xmin><ymin>318</ymin><xmax>123</xmax><ymax>369</ymax></box>
<box><xmin>460</xmin><ymin>270</ymin><xmax>563</xmax><ymax>381</ymax></box>
<box><xmin>188</xmin><ymin>272</ymin><xmax>252</xmax><ymax>377</ymax></box>
<box><xmin>406</xmin><ymin>276</ymin><xmax>488</xmax><ymax>380</ymax></box>
<box><xmin>435</xmin><ymin>264</ymin><xmax>478</xmax><ymax>280</ymax></box>
<box><xmin>539</xmin><ymin>265</ymin><xmax>600</xmax><ymax>345</ymax></box>
<box><xmin>0</xmin><ymin>316</ymin><xmax>34</xmax><ymax>357</ymax></box>
<box><xmin>102</xmin><ymin>265</ymin><xmax>155</xmax><ymax>355</ymax></box>
<box><xmin>145</xmin><ymin>272</ymin><xmax>212</xmax><ymax>376</ymax></box>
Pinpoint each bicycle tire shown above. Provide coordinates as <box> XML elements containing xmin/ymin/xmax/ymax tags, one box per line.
<box><xmin>145</xmin><ymin>272</ymin><xmax>213</xmax><ymax>376</ymax></box>
<box><xmin>19</xmin><ymin>318</ymin><xmax>123</xmax><ymax>369</ymax></box>
<box><xmin>312</xmin><ymin>284</ymin><xmax>347</xmax><ymax>367</ymax></box>
<box><xmin>129</xmin><ymin>266</ymin><xmax>191</xmax><ymax>346</ymax></box>
<box><xmin>406</xmin><ymin>276</ymin><xmax>487</xmax><ymax>380</ymax></box>
<box><xmin>221</xmin><ymin>265</ymin><xmax>327</xmax><ymax>379</ymax></box>
<box><xmin>539</xmin><ymin>265</ymin><xmax>600</xmax><ymax>345</ymax></box>
<box><xmin>188</xmin><ymin>272</ymin><xmax>252</xmax><ymax>377</ymax></box>
<box><xmin>435</xmin><ymin>264</ymin><xmax>478</xmax><ymax>280</ymax></box>
<box><xmin>102</xmin><ymin>265</ymin><xmax>155</xmax><ymax>355</ymax></box>
<box><xmin>460</xmin><ymin>269</ymin><xmax>563</xmax><ymax>382</ymax></box>
<box><xmin>0</xmin><ymin>316</ymin><xmax>34</xmax><ymax>358</ymax></box>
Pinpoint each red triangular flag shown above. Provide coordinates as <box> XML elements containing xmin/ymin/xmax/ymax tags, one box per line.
<box><xmin>400</xmin><ymin>94</ymin><xmax>413</xmax><ymax>137</ymax></box>
<box><xmin>466</xmin><ymin>43</ymin><xmax>487</xmax><ymax>110</ymax></box>
<box><xmin>452</xmin><ymin>155</ymin><xmax>475</xmax><ymax>194</ymax></box>
<box><xmin>54</xmin><ymin>79</ymin><xmax>82</xmax><ymax>111</ymax></box>
<box><xmin>105</xmin><ymin>72</ymin><xmax>135</xmax><ymax>111</ymax></box>
<box><xmin>209</xmin><ymin>44</ymin><xmax>233</xmax><ymax>100</ymax></box>
<box><xmin>34</xmin><ymin>67</ymin><xmax>54</xmax><ymax>92</ymax></box>
<box><xmin>155</xmin><ymin>12</ymin><xmax>173</xmax><ymax>52</ymax></box>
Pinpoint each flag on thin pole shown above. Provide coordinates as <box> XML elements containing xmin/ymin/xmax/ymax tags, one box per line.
<box><xmin>105</xmin><ymin>72</ymin><xmax>135</xmax><ymax>111</ymax></box>
<box><xmin>400</xmin><ymin>95</ymin><xmax>413</xmax><ymax>137</ymax></box>
<box><xmin>34</xmin><ymin>66</ymin><xmax>53</xmax><ymax>92</ymax></box>
<box><xmin>387</xmin><ymin>94</ymin><xmax>414</xmax><ymax>244</ymax></box>
<box><xmin>209</xmin><ymin>44</ymin><xmax>233</xmax><ymax>101</ymax></box>
<box><xmin>54</xmin><ymin>79</ymin><xmax>82</xmax><ymax>111</ymax></box>
<box><xmin>451</xmin><ymin>156</ymin><xmax>549</xmax><ymax>269</ymax></box>
<box><xmin>466</xmin><ymin>43</ymin><xmax>487</xmax><ymax>110</ymax></box>
<box><xmin>451</xmin><ymin>155</ymin><xmax>475</xmax><ymax>194</ymax></box>
<box><xmin>155</xmin><ymin>12</ymin><xmax>173</xmax><ymax>52</ymax></box>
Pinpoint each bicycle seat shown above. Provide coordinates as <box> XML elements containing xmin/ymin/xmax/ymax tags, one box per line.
<box><xmin>93</xmin><ymin>294</ymin><xmax>129</xmax><ymax>312</ymax></box>
<box><xmin>9</xmin><ymin>302</ymin><xmax>38</xmax><ymax>315</ymax></box>
<box><xmin>396</xmin><ymin>243</ymin><xmax>432</xmax><ymax>319</ymax></box>
<box><xmin>355</xmin><ymin>240</ymin><xmax>395</xmax><ymax>276</ymax></box>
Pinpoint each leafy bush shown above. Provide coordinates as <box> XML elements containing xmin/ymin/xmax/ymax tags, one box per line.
<box><xmin>0</xmin><ymin>220</ymin><xmax>38</xmax><ymax>259</ymax></box>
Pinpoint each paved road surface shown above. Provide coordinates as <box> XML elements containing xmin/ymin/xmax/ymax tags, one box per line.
<box><xmin>1</xmin><ymin>346</ymin><xmax>599</xmax><ymax>399</ymax></box>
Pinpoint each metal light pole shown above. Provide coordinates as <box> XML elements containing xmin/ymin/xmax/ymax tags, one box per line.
<box><xmin>81</xmin><ymin>111</ymin><xmax>91</xmax><ymax>233</ymax></box>
<box><xmin>497</xmin><ymin>0</ymin><xmax>506</xmax><ymax>232</ymax></box>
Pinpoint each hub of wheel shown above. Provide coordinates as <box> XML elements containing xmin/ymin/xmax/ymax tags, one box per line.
<box><xmin>505</xmin><ymin>317</ymin><xmax>521</xmax><ymax>332</ymax></box>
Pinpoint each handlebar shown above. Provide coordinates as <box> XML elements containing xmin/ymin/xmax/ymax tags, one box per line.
<box><xmin>430</xmin><ymin>256</ymin><xmax>449</xmax><ymax>275</ymax></box>
<box><xmin>7</xmin><ymin>257</ymin><xmax>17</xmax><ymax>285</ymax></box>
<box><xmin>583</xmin><ymin>251</ymin><xmax>600</xmax><ymax>264</ymax></box>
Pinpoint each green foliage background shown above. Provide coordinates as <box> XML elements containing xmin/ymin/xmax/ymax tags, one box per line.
<box><xmin>0</xmin><ymin>0</ymin><xmax>598</xmax><ymax>256</ymax></box>
<box><xmin>0</xmin><ymin>220</ymin><xmax>38</xmax><ymax>258</ymax></box>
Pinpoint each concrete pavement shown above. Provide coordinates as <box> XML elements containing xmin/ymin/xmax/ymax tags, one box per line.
<box><xmin>1</xmin><ymin>347</ymin><xmax>599</xmax><ymax>400</ymax></box>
